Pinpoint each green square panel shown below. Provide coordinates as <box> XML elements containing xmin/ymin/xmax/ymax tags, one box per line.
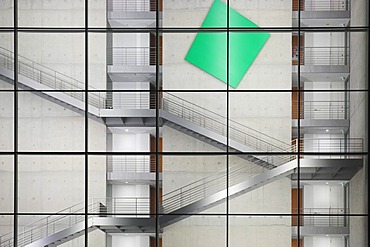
<box><xmin>185</xmin><ymin>0</ymin><xmax>270</xmax><ymax>88</ymax></box>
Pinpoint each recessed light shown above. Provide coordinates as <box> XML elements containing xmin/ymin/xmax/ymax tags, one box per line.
<box><xmin>125</xmin><ymin>181</ymin><xmax>128</xmax><ymax>184</ymax></box>
<box><xmin>326</xmin><ymin>235</ymin><xmax>329</xmax><ymax>237</ymax></box>
<box><xmin>125</xmin><ymin>129</ymin><xmax>129</xmax><ymax>132</ymax></box>
<box><xmin>326</xmin><ymin>129</ymin><xmax>329</xmax><ymax>132</ymax></box>
<box><xmin>326</xmin><ymin>182</ymin><xmax>329</xmax><ymax>185</ymax></box>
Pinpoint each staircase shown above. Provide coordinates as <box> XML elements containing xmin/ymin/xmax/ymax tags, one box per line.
<box><xmin>0</xmin><ymin>46</ymin><xmax>364</xmax><ymax>246</ymax></box>
<box><xmin>0</xmin><ymin>47</ymin><xmax>105</xmax><ymax>120</ymax></box>
<box><xmin>0</xmin><ymin>198</ymin><xmax>153</xmax><ymax>247</ymax></box>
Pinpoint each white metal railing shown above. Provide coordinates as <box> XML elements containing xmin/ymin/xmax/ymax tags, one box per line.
<box><xmin>106</xmin><ymin>92</ymin><xmax>158</xmax><ymax>109</ymax></box>
<box><xmin>292</xmin><ymin>208</ymin><xmax>349</xmax><ymax>227</ymax></box>
<box><xmin>0</xmin><ymin>197</ymin><xmax>149</xmax><ymax>247</ymax></box>
<box><xmin>300</xmin><ymin>47</ymin><xmax>349</xmax><ymax>66</ymax></box>
<box><xmin>107</xmin><ymin>47</ymin><xmax>161</xmax><ymax>66</ymax></box>
<box><xmin>107</xmin><ymin>155</ymin><xmax>154</xmax><ymax>173</ymax></box>
<box><xmin>107</xmin><ymin>0</ymin><xmax>158</xmax><ymax>12</ymax></box>
<box><xmin>293</xmin><ymin>0</ymin><xmax>350</xmax><ymax>11</ymax></box>
<box><xmin>163</xmin><ymin>92</ymin><xmax>294</xmax><ymax>154</ymax></box>
<box><xmin>0</xmin><ymin>47</ymin><xmax>106</xmax><ymax>109</ymax></box>
<box><xmin>293</xmin><ymin>100</ymin><xmax>348</xmax><ymax>119</ymax></box>
<box><xmin>161</xmin><ymin>158</ymin><xmax>268</xmax><ymax>214</ymax></box>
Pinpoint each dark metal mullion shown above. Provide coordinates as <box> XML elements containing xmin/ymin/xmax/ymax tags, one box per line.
<box><xmin>13</xmin><ymin>0</ymin><xmax>19</xmax><ymax>246</ymax></box>
<box><xmin>155</xmin><ymin>0</ymin><xmax>160</xmax><ymax>246</ymax></box>
<box><xmin>84</xmin><ymin>0</ymin><xmax>89</xmax><ymax>246</ymax></box>
<box><xmin>297</xmin><ymin>0</ymin><xmax>302</xmax><ymax>246</ymax></box>
<box><xmin>226</xmin><ymin>1</ymin><xmax>230</xmax><ymax>247</ymax></box>
<box><xmin>367</xmin><ymin>4</ymin><xmax>370</xmax><ymax>247</ymax></box>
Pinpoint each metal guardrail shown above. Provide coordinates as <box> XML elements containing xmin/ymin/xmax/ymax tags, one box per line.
<box><xmin>162</xmin><ymin>158</ymin><xmax>270</xmax><ymax>213</ymax></box>
<box><xmin>293</xmin><ymin>0</ymin><xmax>350</xmax><ymax>11</ymax></box>
<box><xmin>0</xmin><ymin>47</ymin><xmax>106</xmax><ymax>109</ymax></box>
<box><xmin>107</xmin><ymin>155</ymin><xmax>154</xmax><ymax>173</ymax></box>
<box><xmin>292</xmin><ymin>208</ymin><xmax>348</xmax><ymax>227</ymax></box>
<box><xmin>299</xmin><ymin>47</ymin><xmax>349</xmax><ymax>66</ymax></box>
<box><xmin>163</xmin><ymin>92</ymin><xmax>294</xmax><ymax>154</ymax></box>
<box><xmin>293</xmin><ymin>100</ymin><xmax>348</xmax><ymax>119</ymax></box>
<box><xmin>107</xmin><ymin>0</ymin><xmax>159</xmax><ymax>12</ymax></box>
<box><xmin>107</xmin><ymin>47</ymin><xmax>161</xmax><ymax>66</ymax></box>
<box><xmin>106</xmin><ymin>92</ymin><xmax>158</xmax><ymax>109</ymax></box>
<box><xmin>0</xmin><ymin>197</ymin><xmax>150</xmax><ymax>247</ymax></box>
<box><xmin>298</xmin><ymin>138</ymin><xmax>363</xmax><ymax>153</ymax></box>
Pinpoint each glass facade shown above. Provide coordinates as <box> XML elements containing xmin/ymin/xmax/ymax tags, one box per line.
<box><xmin>0</xmin><ymin>0</ymin><xmax>368</xmax><ymax>247</ymax></box>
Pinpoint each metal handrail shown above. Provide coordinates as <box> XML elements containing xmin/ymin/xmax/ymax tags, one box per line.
<box><xmin>0</xmin><ymin>47</ymin><xmax>106</xmax><ymax>109</ymax></box>
<box><xmin>107</xmin><ymin>155</ymin><xmax>155</xmax><ymax>173</ymax></box>
<box><xmin>0</xmin><ymin>197</ymin><xmax>150</xmax><ymax>247</ymax></box>
<box><xmin>299</xmin><ymin>138</ymin><xmax>363</xmax><ymax>152</ymax></box>
<box><xmin>161</xmin><ymin>158</ymin><xmax>267</xmax><ymax>213</ymax></box>
<box><xmin>297</xmin><ymin>46</ymin><xmax>349</xmax><ymax>66</ymax></box>
<box><xmin>292</xmin><ymin>100</ymin><xmax>348</xmax><ymax>119</ymax></box>
<box><xmin>162</xmin><ymin>137</ymin><xmax>363</xmax><ymax>213</ymax></box>
<box><xmin>292</xmin><ymin>207</ymin><xmax>349</xmax><ymax>227</ymax></box>
<box><xmin>163</xmin><ymin>92</ymin><xmax>293</xmax><ymax>153</ymax></box>
<box><xmin>105</xmin><ymin>92</ymin><xmax>158</xmax><ymax>109</ymax></box>
<box><xmin>107</xmin><ymin>47</ymin><xmax>161</xmax><ymax>66</ymax></box>
<box><xmin>293</xmin><ymin>0</ymin><xmax>350</xmax><ymax>11</ymax></box>
<box><xmin>107</xmin><ymin>0</ymin><xmax>160</xmax><ymax>12</ymax></box>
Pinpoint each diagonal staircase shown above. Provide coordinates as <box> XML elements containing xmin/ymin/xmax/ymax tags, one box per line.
<box><xmin>0</xmin><ymin>46</ymin><xmax>364</xmax><ymax>246</ymax></box>
<box><xmin>0</xmin><ymin>47</ymin><xmax>105</xmax><ymax>120</ymax></box>
<box><xmin>0</xmin><ymin>198</ymin><xmax>154</xmax><ymax>247</ymax></box>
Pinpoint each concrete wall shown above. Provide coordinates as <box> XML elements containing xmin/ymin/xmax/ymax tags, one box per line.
<box><xmin>303</xmin><ymin>183</ymin><xmax>344</xmax><ymax>209</ymax></box>
<box><xmin>163</xmin><ymin>0</ymin><xmax>291</xmax><ymax>246</ymax></box>
<box><xmin>349</xmin><ymin>0</ymin><xmax>368</xmax><ymax>247</ymax></box>
<box><xmin>304</xmin><ymin>236</ymin><xmax>345</xmax><ymax>247</ymax></box>
<box><xmin>111</xmin><ymin>235</ymin><xmax>149</xmax><ymax>247</ymax></box>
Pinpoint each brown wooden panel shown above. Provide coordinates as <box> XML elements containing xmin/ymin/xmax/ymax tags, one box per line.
<box><xmin>150</xmin><ymin>135</ymin><xmax>163</xmax><ymax>172</ymax></box>
<box><xmin>292</xmin><ymin>0</ymin><xmax>304</xmax><ymax>11</ymax></box>
<box><xmin>292</xmin><ymin>239</ymin><xmax>303</xmax><ymax>247</ymax></box>
<box><xmin>150</xmin><ymin>34</ymin><xmax>162</xmax><ymax>65</ymax></box>
<box><xmin>292</xmin><ymin>35</ymin><xmax>304</xmax><ymax>65</ymax></box>
<box><xmin>150</xmin><ymin>0</ymin><xmax>163</xmax><ymax>11</ymax></box>
<box><xmin>292</xmin><ymin>87</ymin><xmax>304</xmax><ymax>119</ymax></box>
<box><xmin>150</xmin><ymin>237</ymin><xmax>163</xmax><ymax>247</ymax></box>
<box><xmin>292</xmin><ymin>188</ymin><xmax>303</xmax><ymax>226</ymax></box>
<box><xmin>150</xmin><ymin>187</ymin><xmax>163</xmax><ymax>216</ymax></box>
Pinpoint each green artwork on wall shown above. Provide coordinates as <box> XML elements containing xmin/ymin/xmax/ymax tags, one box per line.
<box><xmin>185</xmin><ymin>0</ymin><xmax>270</xmax><ymax>88</ymax></box>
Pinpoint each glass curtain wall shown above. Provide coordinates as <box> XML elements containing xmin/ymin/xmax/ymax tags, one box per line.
<box><xmin>0</xmin><ymin>0</ymin><xmax>368</xmax><ymax>247</ymax></box>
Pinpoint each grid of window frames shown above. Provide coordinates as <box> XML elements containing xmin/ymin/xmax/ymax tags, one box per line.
<box><xmin>0</xmin><ymin>0</ymin><xmax>368</xmax><ymax>247</ymax></box>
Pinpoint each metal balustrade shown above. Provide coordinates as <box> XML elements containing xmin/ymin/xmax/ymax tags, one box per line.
<box><xmin>107</xmin><ymin>155</ymin><xmax>154</xmax><ymax>173</ymax></box>
<box><xmin>293</xmin><ymin>100</ymin><xmax>348</xmax><ymax>119</ymax></box>
<box><xmin>292</xmin><ymin>208</ymin><xmax>348</xmax><ymax>227</ymax></box>
<box><xmin>293</xmin><ymin>0</ymin><xmax>350</xmax><ymax>11</ymax></box>
<box><xmin>163</xmin><ymin>92</ymin><xmax>294</xmax><ymax>154</ymax></box>
<box><xmin>106</xmin><ymin>92</ymin><xmax>158</xmax><ymax>109</ymax></box>
<box><xmin>301</xmin><ymin>47</ymin><xmax>349</xmax><ymax>66</ymax></box>
<box><xmin>107</xmin><ymin>0</ymin><xmax>159</xmax><ymax>12</ymax></box>
<box><xmin>0</xmin><ymin>197</ymin><xmax>150</xmax><ymax>247</ymax></box>
<box><xmin>162</xmin><ymin>157</ymin><xmax>271</xmax><ymax>214</ymax></box>
<box><xmin>0</xmin><ymin>47</ymin><xmax>106</xmax><ymax>109</ymax></box>
<box><xmin>107</xmin><ymin>47</ymin><xmax>161</xmax><ymax>66</ymax></box>
<box><xmin>297</xmin><ymin>138</ymin><xmax>363</xmax><ymax>159</ymax></box>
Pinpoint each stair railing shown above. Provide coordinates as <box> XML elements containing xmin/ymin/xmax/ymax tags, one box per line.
<box><xmin>161</xmin><ymin>157</ymin><xmax>273</xmax><ymax>214</ymax></box>
<box><xmin>0</xmin><ymin>197</ymin><xmax>149</xmax><ymax>247</ymax></box>
<box><xmin>163</xmin><ymin>92</ymin><xmax>293</xmax><ymax>154</ymax></box>
<box><xmin>0</xmin><ymin>47</ymin><xmax>106</xmax><ymax>109</ymax></box>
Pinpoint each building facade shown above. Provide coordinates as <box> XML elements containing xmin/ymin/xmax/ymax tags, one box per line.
<box><xmin>0</xmin><ymin>0</ymin><xmax>368</xmax><ymax>247</ymax></box>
